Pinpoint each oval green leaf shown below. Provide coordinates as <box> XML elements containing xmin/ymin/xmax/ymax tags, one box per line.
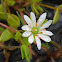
<box><xmin>0</xmin><ymin>29</ymin><xmax>14</xmax><ymax>42</ymax></box>
<box><xmin>52</xmin><ymin>9</ymin><xmax>59</xmax><ymax>24</ymax></box>
<box><xmin>7</xmin><ymin>14</ymin><xmax>20</xmax><ymax>28</ymax></box>
<box><xmin>21</xmin><ymin>45</ymin><xmax>30</xmax><ymax>62</ymax></box>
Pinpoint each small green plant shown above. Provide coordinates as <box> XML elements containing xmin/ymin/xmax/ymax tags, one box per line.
<box><xmin>30</xmin><ymin>0</ymin><xmax>43</xmax><ymax>15</ymax></box>
<box><xmin>0</xmin><ymin>0</ymin><xmax>62</xmax><ymax>62</ymax></box>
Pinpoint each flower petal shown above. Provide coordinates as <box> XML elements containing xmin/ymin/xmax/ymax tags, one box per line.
<box><xmin>38</xmin><ymin>34</ymin><xmax>51</xmax><ymax>42</ymax></box>
<box><xmin>30</xmin><ymin>12</ymin><xmax>36</xmax><ymax>26</ymax></box>
<box><xmin>37</xmin><ymin>12</ymin><xmax>47</xmax><ymax>26</ymax></box>
<box><xmin>21</xmin><ymin>25</ymin><xmax>31</xmax><ymax>31</ymax></box>
<box><xmin>22</xmin><ymin>32</ymin><xmax>31</xmax><ymax>37</ymax></box>
<box><xmin>24</xmin><ymin>15</ymin><xmax>32</xmax><ymax>27</ymax></box>
<box><xmin>40</xmin><ymin>30</ymin><xmax>53</xmax><ymax>36</ymax></box>
<box><xmin>35</xmin><ymin>36</ymin><xmax>41</xmax><ymax>50</ymax></box>
<box><xmin>28</xmin><ymin>34</ymin><xmax>34</xmax><ymax>44</ymax></box>
<box><xmin>40</xmin><ymin>20</ymin><xmax>52</xmax><ymax>30</ymax></box>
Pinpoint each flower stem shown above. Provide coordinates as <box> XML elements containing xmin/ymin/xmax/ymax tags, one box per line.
<box><xmin>46</xmin><ymin>42</ymin><xmax>49</xmax><ymax>48</ymax></box>
<box><xmin>0</xmin><ymin>23</ymin><xmax>16</xmax><ymax>33</ymax></box>
<box><xmin>50</xmin><ymin>41</ymin><xmax>60</xmax><ymax>48</ymax></box>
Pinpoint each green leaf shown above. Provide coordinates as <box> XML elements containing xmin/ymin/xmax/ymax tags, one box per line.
<box><xmin>0</xmin><ymin>12</ymin><xmax>8</xmax><ymax>20</ymax></box>
<box><xmin>21</xmin><ymin>45</ymin><xmax>30</xmax><ymax>62</ymax></box>
<box><xmin>7</xmin><ymin>14</ymin><xmax>20</xmax><ymax>28</ymax></box>
<box><xmin>32</xmin><ymin>4</ymin><xmax>39</xmax><ymax>15</ymax></box>
<box><xmin>16</xmin><ymin>11</ymin><xmax>25</xmax><ymax>25</ymax></box>
<box><xmin>52</xmin><ymin>9</ymin><xmax>59</xmax><ymax>24</ymax></box>
<box><xmin>52</xmin><ymin>4</ymin><xmax>62</xmax><ymax>24</ymax></box>
<box><xmin>7</xmin><ymin>0</ymin><xmax>15</xmax><ymax>6</ymax></box>
<box><xmin>20</xmin><ymin>36</ymin><xmax>30</xmax><ymax>46</ymax></box>
<box><xmin>14</xmin><ymin>32</ymin><xmax>22</xmax><ymax>41</ymax></box>
<box><xmin>0</xmin><ymin>29</ymin><xmax>14</xmax><ymax>42</ymax></box>
<box><xmin>30</xmin><ymin>0</ymin><xmax>42</xmax><ymax>3</ymax></box>
<box><xmin>1</xmin><ymin>0</ymin><xmax>8</xmax><ymax>19</ymax></box>
<box><xmin>0</xmin><ymin>4</ymin><xmax>4</xmax><ymax>12</ymax></box>
<box><xmin>0</xmin><ymin>27</ymin><xmax>5</xmax><ymax>32</ymax></box>
<box><xmin>37</xmin><ymin>5</ymin><xmax>43</xmax><ymax>12</ymax></box>
<box><xmin>58</xmin><ymin>5</ymin><xmax>62</xmax><ymax>9</ymax></box>
<box><xmin>20</xmin><ymin>8</ymin><xmax>25</xmax><ymax>11</ymax></box>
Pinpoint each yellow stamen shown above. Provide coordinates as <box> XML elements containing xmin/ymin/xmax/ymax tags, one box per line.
<box><xmin>30</xmin><ymin>34</ymin><xmax>32</xmax><ymax>36</ymax></box>
<box><xmin>40</xmin><ymin>32</ymin><xmax>43</xmax><ymax>34</ymax></box>
<box><xmin>35</xmin><ymin>34</ymin><xmax>38</xmax><ymax>36</ymax></box>
<box><xmin>40</xmin><ymin>25</ymin><xmax>43</xmax><ymax>27</ymax></box>
<box><xmin>32</xmin><ymin>29</ymin><xmax>35</xmax><ymax>31</ymax></box>
<box><xmin>43</xmin><ymin>29</ymin><xmax>46</xmax><ymax>31</ymax></box>
<box><xmin>29</xmin><ymin>25</ymin><xmax>31</xmax><ymax>27</ymax></box>
<box><xmin>39</xmin><ymin>37</ymin><xmax>41</xmax><ymax>39</ymax></box>
<box><xmin>36</xmin><ymin>23</ymin><xmax>37</xmax><ymax>26</ymax></box>
<box><xmin>37</xmin><ymin>20</ymin><xmax>39</xmax><ymax>23</ymax></box>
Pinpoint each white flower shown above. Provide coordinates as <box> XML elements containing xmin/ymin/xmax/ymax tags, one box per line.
<box><xmin>22</xmin><ymin>12</ymin><xmax>53</xmax><ymax>50</ymax></box>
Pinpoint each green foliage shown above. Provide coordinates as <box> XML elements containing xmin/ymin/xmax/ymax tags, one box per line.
<box><xmin>52</xmin><ymin>4</ymin><xmax>62</xmax><ymax>24</ymax></box>
<box><xmin>14</xmin><ymin>32</ymin><xmax>30</xmax><ymax>46</ymax></box>
<box><xmin>52</xmin><ymin>9</ymin><xmax>59</xmax><ymax>24</ymax></box>
<box><xmin>36</xmin><ymin>5</ymin><xmax>43</xmax><ymax>12</ymax></box>
<box><xmin>21</xmin><ymin>45</ymin><xmax>30</xmax><ymax>62</ymax></box>
<box><xmin>7</xmin><ymin>14</ymin><xmax>20</xmax><ymax>28</ymax></box>
<box><xmin>16</xmin><ymin>12</ymin><xmax>25</xmax><ymax>25</ymax></box>
<box><xmin>0</xmin><ymin>27</ymin><xmax>5</xmax><ymax>32</ymax></box>
<box><xmin>0</xmin><ymin>4</ymin><xmax>4</xmax><ymax>12</ymax></box>
<box><xmin>0</xmin><ymin>12</ymin><xmax>8</xmax><ymax>20</ymax></box>
<box><xmin>7</xmin><ymin>0</ymin><xmax>15</xmax><ymax>6</ymax></box>
<box><xmin>0</xmin><ymin>29</ymin><xmax>14</xmax><ymax>42</ymax></box>
<box><xmin>20</xmin><ymin>8</ymin><xmax>25</xmax><ymax>12</ymax></box>
<box><xmin>30</xmin><ymin>0</ymin><xmax>42</xmax><ymax>3</ymax></box>
<box><xmin>31</xmin><ymin>0</ymin><xmax>43</xmax><ymax>15</ymax></box>
<box><xmin>32</xmin><ymin>4</ymin><xmax>39</xmax><ymax>15</ymax></box>
<box><xmin>20</xmin><ymin>36</ymin><xmax>30</xmax><ymax>46</ymax></box>
<box><xmin>14</xmin><ymin>32</ymin><xmax>22</xmax><ymax>41</ymax></box>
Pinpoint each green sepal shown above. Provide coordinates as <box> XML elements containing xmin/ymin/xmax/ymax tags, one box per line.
<box><xmin>0</xmin><ymin>29</ymin><xmax>14</xmax><ymax>42</ymax></box>
<box><xmin>14</xmin><ymin>32</ymin><xmax>22</xmax><ymax>41</ymax></box>
<box><xmin>42</xmin><ymin>19</ymin><xmax>48</xmax><ymax>25</ymax></box>
<box><xmin>21</xmin><ymin>45</ymin><xmax>30</xmax><ymax>62</ymax></box>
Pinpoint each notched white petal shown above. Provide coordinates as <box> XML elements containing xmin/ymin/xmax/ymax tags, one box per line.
<box><xmin>38</xmin><ymin>34</ymin><xmax>51</xmax><ymax>42</ymax></box>
<box><xmin>30</xmin><ymin>12</ymin><xmax>36</xmax><ymax>26</ymax></box>
<box><xmin>35</xmin><ymin>36</ymin><xmax>41</xmax><ymax>50</ymax></box>
<box><xmin>21</xmin><ymin>25</ymin><xmax>31</xmax><ymax>31</ymax></box>
<box><xmin>22</xmin><ymin>32</ymin><xmax>31</xmax><ymax>37</ymax></box>
<box><xmin>40</xmin><ymin>20</ymin><xmax>52</xmax><ymax>30</ymax></box>
<box><xmin>28</xmin><ymin>35</ymin><xmax>34</xmax><ymax>44</ymax></box>
<box><xmin>37</xmin><ymin>12</ymin><xmax>47</xmax><ymax>26</ymax></box>
<box><xmin>24</xmin><ymin>15</ymin><xmax>32</xmax><ymax>26</ymax></box>
<box><xmin>40</xmin><ymin>30</ymin><xmax>53</xmax><ymax>36</ymax></box>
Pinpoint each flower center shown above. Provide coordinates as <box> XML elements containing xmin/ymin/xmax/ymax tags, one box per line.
<box><xmin>31</xmin><ymin>27</ymin><xmax>39</xmax><ymax>34</ymax></box>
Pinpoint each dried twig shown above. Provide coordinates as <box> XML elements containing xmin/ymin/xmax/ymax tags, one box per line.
<box><xmin>39</xmin><ymin>3</ymin><xmax>62</xmax><ymax>12</ymax></box>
